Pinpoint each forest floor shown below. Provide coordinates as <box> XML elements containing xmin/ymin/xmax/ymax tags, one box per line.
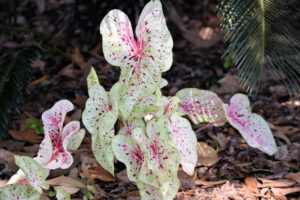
<box><xmin>0</xmin><ymin>0</ymin><xmax>300</xmax><ymax>199</ymax></box>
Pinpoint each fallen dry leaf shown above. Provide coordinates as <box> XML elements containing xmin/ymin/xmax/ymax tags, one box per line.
<box><xmin>178</xmin><ymin>168</ymin><xmax>197</xmax><ymax>190</ymax></box>
<box><xmin>257</xmin><ymin>178</ymin><xmax>295</xmax><ymax>188</ymax></box>
<box><xmin>271</xmin><ymin>187</ymin><xmax>300</xmax><ymax>196</ymax></box>
<box><xmin>116</xmin><ymin>169</ymin><xmax>132</xmax><ymax>184</ymax></box>
<box><xmin>0</xmin><ymin>149</ymin><xmax>18</xmax><ymax>170</ymax></box>
<box><xmin>197</xmin><ymin>142</ymin><xmax>219</xmax><ymax>166</ymax></box>
<box><xmin>88</xmin><ymin>164</ymin><xmax>114</xmax><ymax>182</ymax></box>
<box><xmin>244</xmin><ymin>177</ymin><xmax>258</xmax><ymax>188</ymax></box>
<box><xmin>284</xmin><ymin>172</ymin><xmax>300</xmax><ymax>183</ymax></box>
<box><xmin>195</xmin><ymin>179</ymin><xmax>227</xmax><ymax>186</ymax></box>
<box><xmin>30</xmin><ymin>75</ymin><xmax>48</xmax><ymax>86</ymax></box>
<box><xmin>8</xmin><ymin>129</ymin><xmax>42</xmax><ymax>144</ymax></box>
<box><xmin>47</xmin><ymin>175</ymin><xmax>86</xmax><ymax>188</ymax></box>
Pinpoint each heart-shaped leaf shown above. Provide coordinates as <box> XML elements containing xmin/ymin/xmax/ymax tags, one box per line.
<box><xmin>223</xmin><ymin>94</ymin><xmax>277</xmax><ymax>155</ymax></box>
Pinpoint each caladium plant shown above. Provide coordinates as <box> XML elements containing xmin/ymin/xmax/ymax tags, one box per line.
<box><xmin>100</xmin><ymin>0</ymin><xmax>173</xmax><ymax>120</ymax></box>
<box><xmin>35</xmin><ymin>99</ymin><xmax>85</xmax><ymax>169</ymax></box>
<box><xmin>1</xmin><ymin>100</ymin><xmax>85</xmax><ymax>199</ymax></box>
<box><xmin>2</xmin><ymin>0</ymin><xmax>278</xmax><ymax>199</ymax></box>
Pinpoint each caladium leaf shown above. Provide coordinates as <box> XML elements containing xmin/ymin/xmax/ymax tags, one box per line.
<box><xmin>0</xmin><ymin>184</ymin><xmax>41</xmax><ymax>200</ymax></box>
<box><xmin>100</xmin><ymin>0</ymin><xmax>173</xmax><ymax>119</ymax></box>
<box><xmin>36</xmin><ymin>100</ymin><xmax>82</xmax><ymax>169</ymax></box>
<box><xmin>83</xmin><ymin>69</ymin><xmax>119</xmax><ymax>175</ymax></box>
<box><xmin>129</xmin><ymin>89</ymin><xmax>163</xmax><ymax>120</ymax></box>
<box><xmin>166</xmin><ymin>114</ymin><xmax>197</xmax><ymax>176</ymax></box>
<box><xmin>161</xmin><ymin>96</ymin><xmax>180</xmax><ymax>118</ymax></box>
<box><xmin>14</xmin><ymin>156</ymin><xmax>49</xmax><ymax>193</ymax></box>
<box><xmin>176</xmin><ymin>88</ymin><xmax>226</xmax><ymax>126</ymax></box>
<box><xmin>136</xmin><ymin>182</ymin><xmax>163</xmax><ymax>200</ymax></box>
<box><xmin>55</xmin><ymin>187</ymin><xmax>71</xmax><ymax>200</ymax></box>
<box><xmin>118</xmin><ymin>118</ymin><xmax>145</xmax><ymax>137</ymax></box>
<box><xmin>133</xmin><ymin>122</ymin><xmax>180</xmax><ymax>184</ymax></box>
<box><xmin>112</xmin><ymin>135</ymin><xmax>147</xmax><ymax>181</ymax></box>
<box><xmin>67</xmin><ymin>129</ymin><xmax>85</xmax><ymax>151</ymax></box>
<box><xmin>223</xmin><ymin>94</ymin><xmax>277</xmax><ymax>155</ymax></box>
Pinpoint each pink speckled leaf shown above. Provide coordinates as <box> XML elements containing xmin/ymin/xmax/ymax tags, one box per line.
<box><xmin>118</xmin><ymin>118</ymin><xmax>145</xmax><ymax>137</ymax></box>
<box><xmin>162</xmin><ymin>96</ymin><xmax>180</xmax><ymax>117</ymax></box>
<box><xmin>223</xmin><ymin>94</ymin><xmax>277</xmax><ymax>155</ymax></box>
<box><xmin>167</xmin><ymin>114</ymin><xmax>197</xmax><ymax>176</ymax></box>
<box><xmin>83</xmin><ymin>69</ymin><xmax>118</xmax><ymax>174</ymax></box>
<box><xmin>100</xmin><ymin>0</ymin><xmax>173</xmax><ymax>119</ymax></box>
<box><xmin>37</xmin><ymin>100</ymin><xmax>79</xmax><ymax>169</ymax></box>
<box><xmin>56</xmin><ymin>187</ymin><xmax>71</xmax><ymax>200</ymax></box>
<box><xmin>14</xmin><ymin>155</ymin><xmax>49</xmax><ymax>193</ymax></box>
<box><xmin>129</xmin><ymin>90</ymin><xmax>163</xmax><ymax>120</ymax></box>
<box><xmin>0</xmin><ymin>184</ymin><xmax>41</xmax><ymax>200</ymax></box>
<box><xmin>136</xmin><ymin>182</ymin><xmax>163</xmax><ymax>200</ymax></box>
<box><xmin>176</xmin><ymin>88</ymin><xmax>226</xmax><ymax>126</ymax></box>
<box><xmin>112</xmin><ymin>135</ymin><xmax>149</xmax><ymax>182</ymax></box>
<box><xmin>133</xmin><ymin>122</ymin><xmax>180</xmax><ymax>183</ymax></box>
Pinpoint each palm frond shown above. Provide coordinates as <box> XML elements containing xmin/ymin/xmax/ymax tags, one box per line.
<box><xmin>218</xmin><ymin>0</ymin><xmax>300</xmax><ymax>94</ymax></box>
<box><xmin>0</xmin><ymin>46</ymin><xmax>43</xmax><ymax>137</ymax></box>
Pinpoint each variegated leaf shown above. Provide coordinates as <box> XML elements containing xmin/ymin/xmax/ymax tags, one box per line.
<box><xmin>223</xmin><ymin>94</ymin><xmax>277</xmax><ymax>155</ymax></box>
<box><xmin>129</xmin><ymin>90</ymin><xmax>163</xmax><ymax>120</ymax></box>
<box><xmin>136</xmin><ymin>182</ymin><xmax>163</xmax><ymax>200</ymax></box>
<box><xmin>166</xmin><ymin>114</ymin><xmax>197</xmax><ymax>176</ymax></box>
<box><xmin>162</xmin><ymin>96</ymin><xmax>180</xmax><ymax>117</ymax></box>
<box><xmin>0</xmin><ymin>184</ymin><xmax>41</xmax><ymax>200</ymax></box>
<box><xmin>56</xmin><ymin>187</ymin><xmax>71</xmax><ymax>200</ymax></box>
<box><xmin>112</xmin><ymin>135</ymin><xmax>148</xmax><ymax>182</ymax></box>
<box><xmin>91</xmin><ymin>130</ymin><xmax>115</xmax><ymax>175</ymax></box>
<box><xmin>176</xmin><ymin>88</ymin><xmax>226</xmax><ymax>126</ymax></box>
<box><xmin>67</xmin><ymin>128</ymin><xmax>85</xmax><ymax>151</ymax></box>
<box><xmin>14</xmin><ymin>155</ymin><xmax>49</xmax><ymax>193</ymax></box>
<box><xmin>37</xmin><ymin>100</ymin><xmax>74</xmax><ymax>169</ymax></box>
<box><xmin>100</xmin><ymin>0</ymin><xmax>173</xmax><ymax>119</ymax></box>
<box><xmin>133</xmin><ymin>122</ymin><xmax>180</xmax><ymax>183</ymax></box>
<box><xmin>118</xmin><ymin>118</ymin><xmax>145</xmax><ymax>137</ymax></box>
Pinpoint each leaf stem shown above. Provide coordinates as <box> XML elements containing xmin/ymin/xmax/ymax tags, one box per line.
<box><xmin>194</xmin><ymin>119</ymin><xmax>224</xmax><ymax>134</ymax></box>
<box><xmin>68</xmin><ymin>148</ymin><xmax>92</xmax><ymax>153</ymax></box>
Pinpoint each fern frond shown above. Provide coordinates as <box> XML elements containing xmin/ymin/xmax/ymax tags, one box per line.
<box><xmin>0</xmin><ymin>46</ymin><xmax>43</xmax><ymax>137</ymax></box>
<box><xmin>218</xmin><ymin>0</ymin><xmax>300</xmax><ymax>94</ymax></box>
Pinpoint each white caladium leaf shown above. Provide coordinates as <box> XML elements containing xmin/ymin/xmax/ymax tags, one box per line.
<box><xmin>67</xmin><ymin>129</ymin><xmax>85</xmax><ymax>151</ymax></box>
<box><xmin>36</xmin><ymin>100</ymin><xmax>82</xmax><ymax>169</ymax></box>
<box><xmin>0</xmin><ymin>184</ymin><xmax>41</xmax><ymax>200</ymax></box>
<box><xmin>133</xmin><ymin>122</ymin><xmax>180</xmax><ymax>184</ymax></box>
<box><xmin>166</xmin><ymin>114</ymin><xmax>197</xmax><ymax>176</ymax></box>
<box><xmin>112</xmin><ymin>135</ymin><xmax>149</xmax><ymax>182</ymax></box>
<box><xmin>56</xmin><ymin>187</ymin><xmax>71</xmax><ymax>200</ymax></box>
<box><xmin>14</xmin><ymin>156</ymin><xmax>49</xmax><ymax>193</ymax></box>
<box><xmin>118</xmin><ymin>118</ymin><xmax>145</xmax><ymax>137</ymax></box>
<box><xmin>136</xmin><ymin>182</ymin><xmax>163</xmax><ymax>200</ymax></box>
<box><xmin>83</xmin><ymin>68</ymin><xmax>119</xmax><ymax>175</ymax></box>
<box><xmin>100</xmin><ymin>0</ymin><xmax>173</xmax><ymax>119</ymax></box>
<box><xmin>160</xmin><ymin>78</ymin><xmax>168</xmax><ymax>89</ymax></box>
<box><xmin>129</xmin><ymin>89</ymin><xmax>163</xmax><ymax>120</ymax></box>
<box><xmin>176</xmin><ymin>88</ymin><xmax>226</xmax><ymax>126</ymax></box>
<box><xmin>223</xmin><ymin>94</ymin><xmax>277</xmax><ymax>155</ymax></box>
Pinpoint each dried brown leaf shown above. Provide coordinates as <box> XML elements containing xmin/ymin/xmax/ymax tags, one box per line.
<box><xmin>284</xmin><ymin>172</ymin><xmax>300</xmax><ymax>184</ymax></box>
<box><xmin>8</xmin><ymin>129</ymin><xmax>42</xmax><ymax>144</ymax></box>
<box><xmin>197</xmin><ymin>142</ymin><xmax>219</xmax><ymax>167</ymax></box>
<box><xmin>271</xmin><ymin>187</ymin><xmax>300</xmax><ymax>196</ymax></box>
<box><xmin>257</xmin><ymin>178</ymin><xmax>295</xmax><ymax>188</ymax></box>
<box><xmin>47</xmin><ymin>175</ymin><xmax>86</xmax><ymax>188</ymax></box>
<box><xmin>195</xmin><ymin>179</ymin><xmax>226</xmax><ymax>186</ymax></box>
